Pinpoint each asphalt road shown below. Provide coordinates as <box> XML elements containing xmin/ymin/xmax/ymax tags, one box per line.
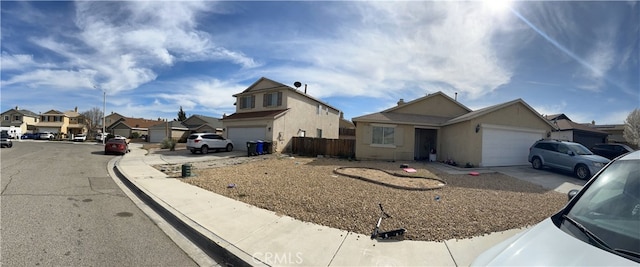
<box><xmin>0</xmin><ymin>140</ymin><xmax>197</xmax><ymax>266</ymax></box>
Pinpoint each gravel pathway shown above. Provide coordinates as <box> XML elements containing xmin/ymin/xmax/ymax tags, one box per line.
<box><xmin>156</xmin><ymin>155</ymin><xmax>567</xmax><ymax>241</ymax></box>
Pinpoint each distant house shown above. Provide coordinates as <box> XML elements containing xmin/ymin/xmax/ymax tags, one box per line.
<box><xmin>222</xmin><ymin>77</ymin><xmax>341</xmax><ymax>152</ymax></box>
<box><xmin>546</xmin><ymin>114</ymin><xmax>608</xmax><ymax>149</ymax></box>
<box><xmin>104</xmin><ymin>112</ymin><xmax>126</xmax><ymax>129</ymax></box>
<box><xmin>353</xmin><ymin>92</ymin><xmax>556</xmax><ymax>167</ymax></box>
<box><xmin>0</xmin><ymin>106</ymin><xmax>40</xmax><ymax>138</ymax></box>
<box><xmin>147</xmin><ymin>120</ymin><xmax>190</xmax><ymax>143</ymax></box>
<box><xmin>182</xmin><ymin>114</ymin><xmax>224</xmax><ymax>134</ymax></box>
<box><xmin>34</xmin><ymin>107</ymin><xmax>87</xmax><ymax>138</ymax></box>
<box><xmin>339</xmin><ymin>113</ymin><xmax>356</xmax><ymax>140</ymax></box>
<box><xmin>107</xmin><ymin>117</ymin><xmax>164</xmax><ymax>138</ymax></box>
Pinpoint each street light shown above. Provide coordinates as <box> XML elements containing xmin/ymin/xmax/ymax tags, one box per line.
<box><xmin>95</xmin><ymin>85</ymin><xmax>106</xmax><ymax>145</ymax></box>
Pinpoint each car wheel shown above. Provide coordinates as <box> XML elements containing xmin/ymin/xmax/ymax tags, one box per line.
<box><xmin>226</xmin><ymin>144</ymin><xmax>233</xmax><ymax>152</ymax></box>
<box><xmin>532</xmin><ymin>157</ymin><xmax>542</xmax><ymax>169</ymax></box>
<box><xmin>8</xmin><ymin>143</ymin><xmax>12</xmax><ymax>148</ymax></box>
<box><xmin>575</xmin><ymin>164</ymin><xmax>590</xmax><ymax>180</ymax></box>
<box><xmin>201</xmin><ymin>146</ymin><xmax>209</xmax><ymax>154</ymax></box>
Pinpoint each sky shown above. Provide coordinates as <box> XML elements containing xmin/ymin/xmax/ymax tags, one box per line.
<box><xmin>1</xmin><ymin>1</ymin><xmax>638</xmax><ymax>125</ymax></box>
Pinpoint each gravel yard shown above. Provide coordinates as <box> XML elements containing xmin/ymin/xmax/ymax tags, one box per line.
<box><xmin>160</xmin><ymin>155</ymin><xmax>567</xmax><ymax>241</ymax></box>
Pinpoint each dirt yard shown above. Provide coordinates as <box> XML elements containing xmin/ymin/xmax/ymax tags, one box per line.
<box><xmin>157</xmin><ymin>155</ymin><xmax>567</xmax><ymax>241</ymax></box>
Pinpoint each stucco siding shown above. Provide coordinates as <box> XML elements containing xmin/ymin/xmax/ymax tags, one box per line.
<box><xmin>394</xmin><ymin>94</ymin><xmax>469</xmax><ymax>118</ymax></box>
<box><xmin>355</xmin><ymin>122</ymin><xmax>415</xmax><ymax>161</ymax></box>
<box><xmin>440</xmin><ymin>121</ymin><xmax>477</xmax><ymax>165</ymax></box>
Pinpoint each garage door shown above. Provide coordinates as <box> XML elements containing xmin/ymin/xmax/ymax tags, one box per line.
<box><xmin>481</xmin><ymin>125</ymin><xmax>545</xmax><ymax>167</ymax></box>
<box><xmin>113</xmin><ymin>129</ymin><xmax>129</xmax><ymax>138</ymax></box>
<box><xmin>227</xmin><ymin>127</ymin><xmax>266</xmax><ymax>151</ymax></box>
<box><xmin>149</xmin><ymin>129</ymin><xmax>167</xmax><ymax>143</ymax></box>
<box><xmin>39</xmin><ymin>128</ymin><xmax>59</xmax><ymax>133</ymax></box>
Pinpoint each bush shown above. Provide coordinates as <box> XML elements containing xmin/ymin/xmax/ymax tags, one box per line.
<box><xmin>130</xmin><ymin>132</ymin><xmax>141</xmax><ymax>139</ymax></box>
<box><xmin>161</xmin><ymin>138</ymin><xmax>177</xmax><ymax>151</ymax></box>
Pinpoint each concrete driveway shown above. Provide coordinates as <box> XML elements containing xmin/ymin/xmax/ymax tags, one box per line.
<box><xmin>490</xmin><ymin>165</ymin><xmax>587</xmax><ymax>194</ymax></box>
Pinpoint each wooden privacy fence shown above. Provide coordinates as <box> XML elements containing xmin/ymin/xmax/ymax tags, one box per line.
<box><xmin>291</xmin><ymin>137</ymin><xmax>355</xmax><ymax>158</ymax></box>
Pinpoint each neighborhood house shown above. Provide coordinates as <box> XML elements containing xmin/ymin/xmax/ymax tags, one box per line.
<box><xmin>222</xmin><ymin>77</ymin><xmax>341</xmax><ymax>152</ymax></box>
<box><xmin>353</xmin><ymin>92</ymin><xmax>557</xmax><ymax>167</ymax></box>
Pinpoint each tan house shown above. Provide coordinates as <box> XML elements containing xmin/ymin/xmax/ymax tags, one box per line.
<box><xmin>104</xmin><ymin>112</ymin><xmax>126</xmax><ymax>129</ymax></box>
<box><xmin>1</xmin><ymin>106</ymin><xmax>40</xmax><ymax>138</ymax></box>
<box><xmin>182</xmin><ymin>114</ymin><xmax>224</xmax><ymax>134</ymax></box>
<box><xmin>107</xmin><ymin>117</ymin><xmax>164</xmax><ymax>138</ymax></box>
<box><xmin>34</xmin><ymin>107</ymin><xmax>88</xmax><ymax>138</ymax></box>
<box><xmin>222</xmin><ymin>77</ymin><xmax>341</xmax><ymax>152</ymax></box>
<box><xmin>148</xmin><ymin>120</ymin><xmax>190</xmax><ymax>143</ymax></box>
<box><xmin>353</xmin><ymin>92</ymin><xmax>557</xmax><ymax>167</ymax></box>
<box><xmin>545</xmin><ymin>114</ymin><xmax>608</xmax><ymax>149</ymax></box>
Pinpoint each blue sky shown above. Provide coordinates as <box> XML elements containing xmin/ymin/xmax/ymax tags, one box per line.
<box><xmin>1</xmin><ymin>1</ymin><xmax>638</xmax><ymax>124</ymax></box>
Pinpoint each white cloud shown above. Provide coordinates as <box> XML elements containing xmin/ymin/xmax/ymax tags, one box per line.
<box><xmin>256</xmin><ymin>1</ymin><xmax>513</xmax><ymax>101</ymax></box>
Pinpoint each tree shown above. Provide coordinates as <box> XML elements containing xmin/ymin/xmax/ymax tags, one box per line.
<box><xmin>623</xmin><ymin>108</ymin><xmax>640</xmax><ymax>147</ymax></box>
<box><xmin>177</xmin><ymin>106</ymin><xmax>187</xmax><ymax>121</ymax></box>
<box><xmin>81</xmin><ymin>107</ymin><xmax>104</xmax><ymax>135</ymax></box>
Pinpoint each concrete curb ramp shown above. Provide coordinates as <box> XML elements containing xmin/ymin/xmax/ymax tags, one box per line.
<box><xmin>113</xmin><ymin>144</ymin><xmax>526</xmax><ymax>266</ymax></box>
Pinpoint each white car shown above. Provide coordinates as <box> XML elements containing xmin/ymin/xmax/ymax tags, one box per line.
<box><xmin>96</xmin><ymin>133</ymin><xmax>105</xmax><ymax>142</ymax></box>
<box><xmin>186</xmin><ymin>133</ymin><xmax>233</xmax><ymax>154</ymax></box>
<box><xmin>73</xmin><ymin>134</ymin><xmax>87</xmax><ymax>142</ymax></box>
<box><xmin>472</xmin><ymin>150</ymin><xmax>640</xmax><ymax>266</ymax></box>
<box><xmin>39</xmin><ymin>132</ymin><xmax>54</xmax><ymax>140</ymax></box>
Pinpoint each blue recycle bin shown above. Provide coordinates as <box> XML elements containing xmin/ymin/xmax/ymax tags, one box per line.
<box><xmin>256</xmin><ymin>140</ymin><xmax>264</xmax><ymax>155</ymax></box>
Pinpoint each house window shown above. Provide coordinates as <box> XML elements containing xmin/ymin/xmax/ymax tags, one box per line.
<box><xmin>14</xmin><ymin>115</ymin><xmax>20</xmax><ymax>121</ymax></box>
<box><xmin>240</xmin><ymin>95</ymin><xmax>256</xmax><ymax>109</ymax></box>
<box><xmin>317</xmin><ymin>104</ymin><xmax>322</xmax><ymax>115</ymax></box>
<box><xmin>263</xmin><ymin>92</ymin><xmax>282</xmax><ymax>107</ymax></box>
<box><xmin>372</xmin><ymin>126</ymin><xmax>394</xmax><ymax>145</ymax></box>
<box><xmin>3</xmin><ymin>116</ymin><xmax>8</xmax><ymax>121</ymax></box>
<box><xmin>317</xmin><ymin>128</ymin><xmax>323</xmax><ymax>138</ymax></box>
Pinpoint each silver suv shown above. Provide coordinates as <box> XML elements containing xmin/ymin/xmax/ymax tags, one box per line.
<box><xmin>528</xmin><ymin>139</ymin><xmax>609</xmax><ymax>179</ymax></box>
<box><xmin>186</xmin><ymin>133</ymin><xmax>233</xmax><ymax>154</ymax></box>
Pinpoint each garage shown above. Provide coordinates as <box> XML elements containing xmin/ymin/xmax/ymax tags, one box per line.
<box><xmin>227</xmin><ymin>127</ymin><xmax>266</xmax><ymax>151</ymax></box>
<box><xmin>148</xmin><ymin>129</ymin><xmax>167</xmax><ymax>143</ymax></box>
<box><xmin>481</xmin><ymin>125</ymin><xmax>545</xmax><ymax>167</ymax></box>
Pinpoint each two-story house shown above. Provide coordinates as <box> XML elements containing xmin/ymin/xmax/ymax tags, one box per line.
<box><xmin>35</xmin><ymin>107</ymin><xmax>87</xmax><ymax>138</ymax></box>
<box><xmin>1</xmin><ymin>106</ymin><xmax>40</xmax><ymax>138</ymax></box>
<box><xmin>222</xmin><ymin>77</ymin><xmax>341</xmax><ymax>152</ymax></box>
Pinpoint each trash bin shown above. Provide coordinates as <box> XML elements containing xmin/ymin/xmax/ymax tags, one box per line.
<box><xmin>181</xmin><ymin>163</ymin><xmax>192</xmax><ymax>177</ymax></box>
<box><xmin>247</xmin><ymin>141</ymin><xmax>257</xmax><ymax>156</ymax></box>
<box><xmin>256</xmin><ymin>140</ymin><xmax>264</xmax><ymax>155</ymax></box>
<box><xmin>263</xmin><ymin>141</ymin><xmax>272</xmax><ymax>154</ymax></box>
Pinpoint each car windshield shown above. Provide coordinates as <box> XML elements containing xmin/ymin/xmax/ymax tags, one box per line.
<box><xmin>567</xmin><ymin>143</ymin><xmax>593</xmax><ymax>155</ymax></box>
<box><xmin>564</xmin><ymin>157</ymin><xmax>640</xmax><ymax>260</ymax></box>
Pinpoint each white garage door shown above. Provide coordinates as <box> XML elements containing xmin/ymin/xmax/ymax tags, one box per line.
<box><xmin>39</xmin><ymin>128</ymin><xmax>59</xmax><ymax>133</ymax></box>
<box><xmin>481</xmin><ymin>125</ymin><xmax>545</xmax><ymax>167</ymax></box>
<box><xmin>149</xmin><ymin>129</ymin><xmax>167</xmax><ymax>143</ymax></box>
<box><xmin>227</xmin><ymin>127</ymin><xmax>266</xmax><ymax>151</ymax></box>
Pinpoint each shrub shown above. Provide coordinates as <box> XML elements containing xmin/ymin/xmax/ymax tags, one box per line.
<box><xmin>161</xmin><ymin>138</ymin><xmax>177</xmax><ymax>151</ymax></box>
<box><xmin>130</xmin><ymin>132</ymin><xmax>141</xmax><ymax>139</ymax></box>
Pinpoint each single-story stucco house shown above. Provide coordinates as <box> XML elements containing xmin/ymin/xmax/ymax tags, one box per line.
<box><xmin>352</xmin><ymin>92</ymin><xmax>558</xmax><ymax>167</ymax></box>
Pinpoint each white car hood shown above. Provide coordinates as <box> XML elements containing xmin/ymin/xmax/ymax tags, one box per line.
<box><xmin>472</xmin><ymin>218</ymin><xmax>638</xmax><ymax>266</ymax></box>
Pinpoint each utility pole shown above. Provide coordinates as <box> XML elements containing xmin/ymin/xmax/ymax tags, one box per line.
<box><xmin>103</xmin><ymin>90</ymin><xmax>106</xmax><ymax>145</ymax></box>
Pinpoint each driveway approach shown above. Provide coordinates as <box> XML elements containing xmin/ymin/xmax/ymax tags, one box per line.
<box><xmin>113</xmin><ymin>144</ymin><xmax>581</xmax><ymax>266</ymax></box>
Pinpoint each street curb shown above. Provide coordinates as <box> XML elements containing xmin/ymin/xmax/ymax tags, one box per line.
<box><xmin>112</xmin><ymin>162</ymin><xmax>263</xmax><ymax>267</ymax></box>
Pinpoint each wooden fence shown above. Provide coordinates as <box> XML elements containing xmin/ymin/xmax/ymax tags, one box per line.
<box><xmin>291</xmin><ymin>137</ymin><xmax>355</xmax><ymax>158</ymax></box>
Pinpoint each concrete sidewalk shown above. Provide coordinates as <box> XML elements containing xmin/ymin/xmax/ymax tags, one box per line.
<box><xmin>113</xmin><ymin>143</ymin><xmax>526</xmax><ymax>266</ymax></box>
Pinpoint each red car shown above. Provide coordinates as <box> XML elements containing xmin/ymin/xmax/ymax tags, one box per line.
<box><xmin>104</xmin><ymin>138</ymin><xmax>128</xmax><ymax>155</ymax></box>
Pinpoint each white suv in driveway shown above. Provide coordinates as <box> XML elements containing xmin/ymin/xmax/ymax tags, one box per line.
<box><xmin>186</xmin><ymin>133</ymin><xmax>233</xmax><ymax>154</ymax></box>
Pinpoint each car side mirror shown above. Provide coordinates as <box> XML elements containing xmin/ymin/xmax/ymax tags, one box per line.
<box><xmin>567</xmin><ymin>151</ymin><xmax>575</xmax><ymax>156</ymax></box>
<box><xmin>567</xmin><ymin>189</ymin><xmax>579</xmax><ymax>201</ymax></box>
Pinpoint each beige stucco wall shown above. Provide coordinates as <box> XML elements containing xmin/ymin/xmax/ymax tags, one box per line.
<box><xmin>440</xmin><ymin>102</ymin><xmax>553</xmax><ymax>166</ymax></box>
<box><xmin>394</xmin><ymin>94</ymin><xmax>469</xmax><ymax>117</ymax></box>
<box><xmin>355</xmin><ymin>122</ymin><xmax>416</xmax><ymax>161</ymax></box>
<box><xmin>1</xmin><ymin>110</ymin><xmax>39</xmax><ymax>134</ymax></box>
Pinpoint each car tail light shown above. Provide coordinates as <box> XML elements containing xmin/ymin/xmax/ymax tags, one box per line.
<box><xmin>194</xmin><ymin>139</ymin><xmax>201</xmax><ymax>143</ymax></box>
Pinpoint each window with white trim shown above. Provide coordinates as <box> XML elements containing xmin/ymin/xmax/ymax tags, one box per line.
<box><xmin>372</xmin><ymin>126</ymin><xmax>394</xmax><ymax>145</ymax></box>
<box><xmin>239</xmin><ymin>95</ymin><xmax>255</xmax><ymax>109</ymax></box>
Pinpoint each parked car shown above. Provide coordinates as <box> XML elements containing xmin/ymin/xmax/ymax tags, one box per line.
<box><xmin>113</xmin><ymin>135</ymin><xmax>126</xmax><ymax>140</ymax></box>
<box><xmin>1</xmin><ymin>131</ymin><xmax>13</xmax><ymax>148</ymax></box>
<box><xmin>528</xmin><ymin>139</ymin><xmax>610</xmax><ymax>180</ymax></box>
<box><xmin>472</xmin><ymin>150</ymin><xmax>639</xmax><ymax>266</ymax></box>
<box><xmin>591</xmin><ymin>143</ymin><xmax>634</xmax><ymax>160</ymax></box>
<box><xmin>186</xmin><ymin>133</ymin><xmax>233</xmax><ymax>154</ymax></box>
<box><xmin>73</xmin><ymin>134</ymin><xmax>87</xmax><ymax>142</ymax></box>
<box><xmin>96</xmin><ymin>133</ymin><xmax>105</xmax><ymax>142</ymax></box>
<box><xmin>38</xmin><ymin>132</ymin><xmax>54</xmax><ymax>140</ymax></box>
<box><xmin>20</xmin><ymin>132</ymin><xmax>38</xmax><ymax>139</ymax></box>
<box><xmin>104</xmin><ymin>138</ymin><xmax>128</xmax><ymax>155</ymax></box>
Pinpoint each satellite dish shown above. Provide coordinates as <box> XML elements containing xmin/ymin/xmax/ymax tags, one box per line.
<box><xmin>293</xmin><ymin>81</ymin><xmax>302</xmax><ymax>88</ymax></box>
